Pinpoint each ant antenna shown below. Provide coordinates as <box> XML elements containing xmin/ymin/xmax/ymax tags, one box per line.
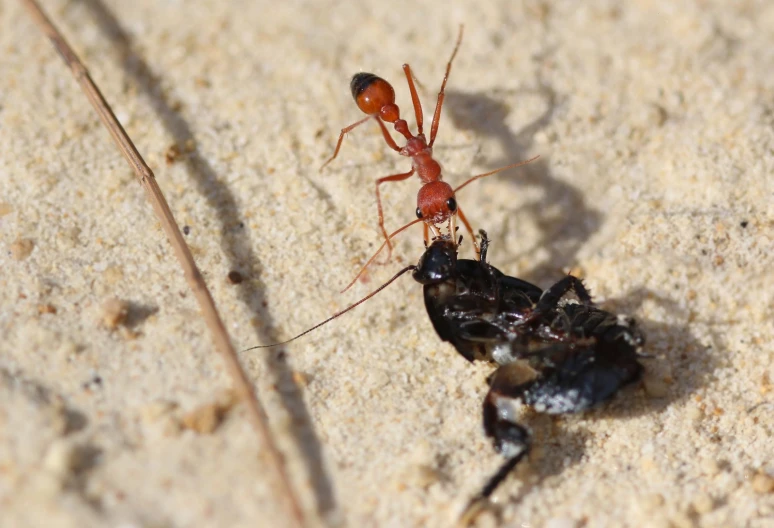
<box><xmin>341</xmin><ymin>217</ymin><xmax>423</xmax><ymax>293</ymax></box>
<box><xmin>453</xmin><ymin>155</ymin><xmax>540</xmax><ymax>194</ymax></box>
<box><xmin>243</xmin><ymin>264</ymin><xmax>416</xmax><ymax>351</ymax></box>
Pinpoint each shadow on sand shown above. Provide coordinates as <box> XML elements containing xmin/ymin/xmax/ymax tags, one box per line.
<box><xmin>76</xmin><ymin>0</ymin><xmax>336</xmax><ymax>519</ymax></box>
<box><xmin>445</xmin><ymin>83</ymin><xmax>601</xmax><ymax>285</ymax></box>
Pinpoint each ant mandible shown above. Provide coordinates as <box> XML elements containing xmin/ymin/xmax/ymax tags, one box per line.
<box><xmin>321</xmin><ymin>26</ymin><xmax>538</xmax><ymax>288</ymax></box>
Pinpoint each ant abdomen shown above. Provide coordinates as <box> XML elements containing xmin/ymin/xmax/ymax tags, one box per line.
<box><xmin>350</xmin><ymin>73</ymin><xmax>399</xmax><ymax>122</ymax></box>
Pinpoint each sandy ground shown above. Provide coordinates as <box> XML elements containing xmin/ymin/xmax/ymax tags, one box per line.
<box><xmin>2</xmin><ymin>0</ymin><xmax>774</xmax><ymax>527</ymax></box>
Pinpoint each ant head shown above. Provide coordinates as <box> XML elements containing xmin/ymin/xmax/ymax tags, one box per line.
<box><xmin>412</xmin><ymin>236</ymin><xmax>458</xmax><ymax>285</ymax></box>
<box><xmin>350</xmin><ymin>73</ymin><xmax>400</xmax><ymax>122</ymax></box>
<box><xmin>416</xmin><ymin>181</ymin><xmax>457</xmax><ymax>225</ymax></box>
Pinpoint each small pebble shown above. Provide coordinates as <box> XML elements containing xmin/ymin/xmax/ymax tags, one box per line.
<box><xmin>292</xmin><ymin>371</ymin><xmax>310</xmax><ymax>387</ymax></box>
<box><xmin>10</xmin><ymin>237</ymin><xmax>34</xmax><ymax>260</ymax></box>
<box><xmin>182</xmin><ymin>403</ymin><xmax>223</xmax><ymax>434</ymax></box>
<box><xmin>752</xmin><ymin>472</ymin><xmax>774</xmax><ymax>494</ymax></box>
<box><xmin>181</xmin><ymin>391</ymin><xmax>237</xmax><ymax>434</ymax></box>
<box><xmin>139</xmin><ymin>400</ymin><xmax>179</xmax><ymax>423</ymax></box>
<box><xmin>760</xmin><ymin>373</ymin><xmax>771</xmax><ymax>395</ymax></box>
<box><xmin>43</xmin><ymin>440</ymin><xmax>79</xmax><ymax>479</ymax></box>
<box><xmin>409</xmin><ymin>464</ymin><xmax>441</xmax><ymax>489</ymax></box>
<box><xmin>227</xmin><ymin>270</ymin><xmax>244</xmax><ymax>284</ymax></box>
<box><xmin>165</xmin><ymin>143</ymin><xmax>182</xmax><ymax>164</ymax></box>
<box><xmin>101</xmin><ymin>298</ymin><xmax>129</xmax><ymax>329</ymax></box>
<box><xmin>37</xmin><ymin>304</ymin><xmax>57</xmax><ymax>315</ymax></box>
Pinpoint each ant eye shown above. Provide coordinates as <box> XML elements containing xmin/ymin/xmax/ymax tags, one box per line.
<box><xmin>416</xmin><ymin>207</ymin><xmax>423</xmax><ymax>219</ymax></box>
<box><xmin>446</xmin><ymin>197</ymin><xmax>457</xmax><ymax>212</ymax></box>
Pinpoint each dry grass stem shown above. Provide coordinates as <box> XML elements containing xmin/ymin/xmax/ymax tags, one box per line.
<box><xmin>18</xmin><ymin>0</ymin><xmax>305</xmax><ymax>525</ymax></box>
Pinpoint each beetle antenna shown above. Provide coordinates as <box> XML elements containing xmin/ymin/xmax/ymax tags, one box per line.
<box><xmin>243</xmin><ymin>264</ymin><xmax>416</xmax><ymax>351</ymax></box>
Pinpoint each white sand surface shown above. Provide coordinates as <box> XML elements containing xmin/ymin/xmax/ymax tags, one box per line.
<box><xmin>2</xmin><ymin>1</ymin><xmax>774</xmax><ymax>527</ymax></box>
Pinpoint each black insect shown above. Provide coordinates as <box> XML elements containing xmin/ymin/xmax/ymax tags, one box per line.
<box><xmin>413</xmin><ymin>232</ymin><xmax>645</xmax><ymax>510</ymax></box>
<box><xmin>246</xmin><ymin>232</ymin><xmax>646</xmax><ymax>518</ymax></box>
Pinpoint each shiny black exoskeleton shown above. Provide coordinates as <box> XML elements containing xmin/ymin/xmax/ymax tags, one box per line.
<box><xmin>413</xmin><ymin>233</ymin><xmax>543</xmax><ymax>363</ymax></box>
<box><xmin>413</xmin><ymin>232</ymin><xmax>645</xmax><ymax>507</ymax></box>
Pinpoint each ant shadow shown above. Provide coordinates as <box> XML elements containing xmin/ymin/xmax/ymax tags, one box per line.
<box><xmin>76</xmin><ymin>0</ymin><xmax>337</xmax><ymax>519</ymax></box>
<box><xmin>445</xmin><ymin>84</ymin><xmax>602</xmax><ymax>285</ymax></box>
<box><xmin>480</xmin><ymin>287</ymin><xmax>717</xmax><ymax>513</ymax></box>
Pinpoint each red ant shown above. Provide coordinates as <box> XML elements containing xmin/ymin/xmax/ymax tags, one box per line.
<box><xmin>321</xmin><ymin>26</ymin><xmax>539</xmax><ymax>289</ymax></box>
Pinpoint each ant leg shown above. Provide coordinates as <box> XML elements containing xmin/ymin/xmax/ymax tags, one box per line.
<box><xmin>341</xmin><ymin>218</ymin><xmax>423</xmax><ymax>293</ymax></box>
<box><xmin>406</xmin><ymin>67</ymin><xmax>427</xmax><ymax>93</ymax></box>
<box><xmin>402</xmin><ymin>64</ymin><xmax>424</xmax><ymax>135</ymax></box>
<box><xmin>374</xmin><ymin>116</ymin><xmax>402</xmax><ymax>152</ymax></box>
<box><xmin>429</xmin><ymin>25</ymin><xmax>464</xmax><ymax>147</ymax></box>
<box><xmin>320</xmin><ymin>115</ymin><xmax>371</xmax><ymax>171</ymax></box>
<box><xmin>376</xmin><ymin>168</ymin><xmax>415</xmax><ymax>260</ymax></box>
<box><xmin>456</xmin><ymin>205</ymin><xmax>480</xmax><ymax>256</ymax></box>
<box><xmin>321</xmin><ymin>116</ymin><xmax>401</xmax><ymax>171</ymax></box>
